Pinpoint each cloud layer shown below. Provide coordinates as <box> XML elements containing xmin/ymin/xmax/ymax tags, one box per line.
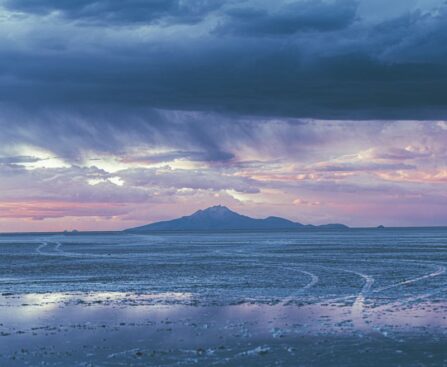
<box><xmin>1</xmin><ymin>0</ymin><xmax>447</xmax><ymax>118</ymax></box>
<box><xmin>2</xmin><ymin>117</ymin><xmax>447</xmax><ymax>230</ymax></box>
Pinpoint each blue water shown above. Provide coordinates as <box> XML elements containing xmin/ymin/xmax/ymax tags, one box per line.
<box><xmin>0</xmin><ymin>228</ymin><xmax>446</xmax><ymax>366</ymax></box>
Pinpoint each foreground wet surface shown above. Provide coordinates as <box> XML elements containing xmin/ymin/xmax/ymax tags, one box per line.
<box><xmin>0</xmin><ymin>229</ymin><xmax>447</xmax><ymax>366</ymax></box>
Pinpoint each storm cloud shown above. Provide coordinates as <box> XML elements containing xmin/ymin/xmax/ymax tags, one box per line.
<box><xmin>1</xmin><ymin>0</ymin><xmax>447</xmax><ymax>119</ymax></box>
<box><xmin>2</xmin><ymin>0</ymin><xmax>224</xmax><ymax>25</ymax></box>
<box><xmin>215</xmin><ymin>0</ymin><xmax>358</xmax><ymax>36</ymax></box>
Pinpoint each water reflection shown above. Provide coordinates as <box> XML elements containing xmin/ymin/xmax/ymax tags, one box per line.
<box><xmin>1</xmin><ymin>292</ymin><xmax>447</xmax><ymax>334</ymax></box>
<box><xmin>1</xmin><ymin>292</ymin><xmax>447</xmax><ymax>366</ymax></box>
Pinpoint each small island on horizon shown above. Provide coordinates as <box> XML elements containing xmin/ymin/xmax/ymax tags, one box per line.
<box><xmin>125</xmin><ymin>205</ymin><xmax>349</xmax><ymax>232</ymax></box>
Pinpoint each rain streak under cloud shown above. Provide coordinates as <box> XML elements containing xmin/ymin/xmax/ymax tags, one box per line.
<box><xmin>1</xmin><ymin>0</ymin><xmax>447</xmax><ymax>231</ymax></box>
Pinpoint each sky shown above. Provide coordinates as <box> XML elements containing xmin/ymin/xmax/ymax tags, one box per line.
<box><xmin>1</xmin><ymin>0</ymin><xmax>447</xmax><ymax>231</ymax></box>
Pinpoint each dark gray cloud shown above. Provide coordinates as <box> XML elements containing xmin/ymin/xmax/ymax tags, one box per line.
<box><xmin>312</xmin><ymin>162</ymin><xmax>416</xmax><ymax>172</ymax></box>
<box><xmin>120</xmin><ymin>150</ymin><xmax>234</xmax><ymax>164</ymax></box>
<box><xmin>372</xmin><ymin>148</ymin><xmax>432</xmax><ymax>160</ymax></box>
<box><xmin>0</xmin><ymin>104</ymin><xmax>333</xmax><ymax>161</ymax></box>
<box><xmin>3</xmin><ymin>0</ymin><xmax>223</xmax><ymax>25</ymax></box>
<box><xmin>0</xmin><ymin>155</ymin><xmax>42</xmax><ymax>165</ymax></box>
<box><xmin>1</xmin><ymin>0</ymin><xmax>447</xmax><ymax>129</ymax></box>
<box><xmin>215</xmin><ymin>0</ymin><xmax>357</xmax><ymax>36</ymax></box>
<box><xmin>0</xmin><ymin>164</ymin><xmax>151</xmax><ymax>203</ymax></box>
<box><xmin>119</xmin><ymin>167</ymin><xmax>261</xmax><ymax>193</ymax></box>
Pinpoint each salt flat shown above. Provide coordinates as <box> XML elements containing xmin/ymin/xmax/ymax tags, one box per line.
<box><xmin>0</xmin><ymin>229</ymin><xmax>446</xmax><ymax>366</ymax></box>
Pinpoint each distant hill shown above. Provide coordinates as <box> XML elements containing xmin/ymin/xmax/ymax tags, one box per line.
<box><xmin>125</xmin><ymin>205</ymin><xmax>349</xmax><ymax>232</ymax></box>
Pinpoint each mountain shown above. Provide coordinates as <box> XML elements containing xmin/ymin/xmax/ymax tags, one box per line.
<box><xmin>125</xmin><ymin>205</ymin><xmax>349</xmax><ymax>232</ymax></box>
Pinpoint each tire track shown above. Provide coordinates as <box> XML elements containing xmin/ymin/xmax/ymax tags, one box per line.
<box><xmin>280</xmin><ymin>268</ymin><xmax>319</xmax><ymax>306</ymax></box>
<box><xmin>213</xmin><ymin>248</ymin><xmax>320</xmax><ymax>304</ymax></box>
<box><xmin>373</xmin><ymin>264</ymin><xmax>446</xmax><ymax>294</ymax></box>
<box><xmin>35</xmin><ymin>241</ymin><xmax>119</xmax><ymax>259</ymax></box>
<box><xmin>36</xmin><ymin>242</ymin><xmax>49</xmax><ymax>255</ymax></box>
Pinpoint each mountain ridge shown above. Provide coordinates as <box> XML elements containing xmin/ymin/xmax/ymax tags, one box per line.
<box><xmin>125</xmin><ymin>205</ymin><xmax>349</xmax><ymax>232</ymax></box>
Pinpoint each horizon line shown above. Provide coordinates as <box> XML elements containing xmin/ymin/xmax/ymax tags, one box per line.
<box><xmin>2</xmin><ymin>225</ymin><xmax>447</xmax><ymax>235</ymax></box>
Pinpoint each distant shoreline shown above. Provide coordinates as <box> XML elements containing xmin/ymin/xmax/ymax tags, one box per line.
<box><xmin>2</xmin><ymin>226</ymin><xmax>447</xmax><ymax>235</ymax></box>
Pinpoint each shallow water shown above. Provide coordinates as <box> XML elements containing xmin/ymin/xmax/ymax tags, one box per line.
<box><xmin>0</xmin><ymin>229</ymin><xmax>447</xmax><ymax>366</ymax></box>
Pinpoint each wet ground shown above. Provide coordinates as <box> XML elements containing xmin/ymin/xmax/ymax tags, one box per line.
<box><xmin>1</xmin><ymin>229</ymin><xmax>447</xmax><ymax>366</ymax></box>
